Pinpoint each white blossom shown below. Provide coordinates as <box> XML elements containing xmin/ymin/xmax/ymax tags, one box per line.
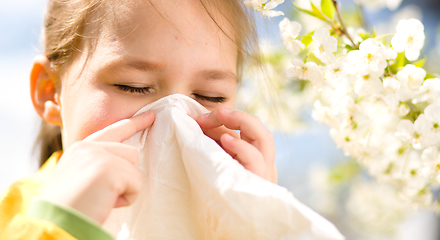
<box><xmin>400</xmin><ymin>184</ymin><xmax>433</xmax><ymax>208</ymax></box>
<box><xmin>347</xmin><ymin>39</ymin><xmax>395</xmax><ymax>75</ymax></box>
<box><xmin>394</xmin><ymin>102</ymin><xmax>410</xmax><ymax>116</ymax></box>
<box><xmin>354</xmin><ymin>72</ymin><xmax>384</xmax><ymax>96</ymax></box>
<box><xmin>422</xmin><ymin>147</ymin><xmax>439</xmax><ymax>162</ymax></box>
<box><xmin>420</xmin><ymin>147</ymin><xmax>440</xmax><ymax>181</ymax></box>
<box><xmin>424</xmin><ymin>104</ymin><xmax>440</xmax><ymax>135</ymax></box>
<box><xmin>383</xmin><ymin>77</ymin><xmax>400</xmax><ymax>93</ymax></box>
<box><xmin>396</xmin><ymin>64</ymin><xmax>426</xmax><ymax>90</ymax></box>
<box><xmin>312</xmin><ymin>100</ymin><xmax>339</xmax><ymax>127</ymax></box>
<box><xmin>396</xmin><ymin>114</ymin><xmax>439</xmax><ymax>149</ymax></box>
<box><xmin>310</xmin><ymin>27</ymin><xmax>337</xmax><ymax>63</ymax></box>
<box><xmin>391</xmin><ymin>19</ymin><xmax>425</xmax><ymax>61</ymax></box>
<box><xmin>413</xmin><ymin>78</ymin><xmax>440</xmax><ymax>103</ymax></box>
<box><xmin>326</xmin><ymin>77</ymin><xmax>354</xmax><ymax>106</ymax></box>
<box><xmin>330</xmin><ymin>127</ymin><xmax>363</xmax><ymax>157</ymax></box>
<box><xmin>286</xmin><ymin>59</ymin><xmax>324</xmax><ymax>90</ymax></box>
<box><xmin>279</xmin><ymin>18</ymin><xmax>304</xmax><ymax>55</ymax></box>
<box><xmin>244</xmin><ymin>0</ymin><xmax>285</xmax><ymax>18</ymax></box>
<box><xmin>324</xmin><ymin>57</ymin><xmax>349</xmax><ymax>84</ymax></box>
<box><xmin>277</xmin><ymin>1</ymin><xmax>440</xmax><ymax>211</ymax></box>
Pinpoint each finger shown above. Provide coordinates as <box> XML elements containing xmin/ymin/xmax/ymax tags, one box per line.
<box><xmin>200</xmin><ymin>126</ymin><xmax>240</xmax><ymax>142</ymax></box>
<box><xmin>114</xmin><ymin>192</ymin><xmax>139</xmax><ymax>208</ymax></box>
<box><xmin>93</xmin><ymin>142</ymin><xmax>139</xmax><ymax>166</ymax></box>
<box><xmin>197</xmin><ymin>109</ymin><xmax>266</xmax><ymax>140</ymax></box>
<box><xmin>198</xmin><ymin>109</ymin><xmax>275</xmax><ymax>161</ymax></box>
<box><xmin>85</xmin><ymin>111</ymin><xmax>155</xmax><ymax>142</ymax></box>
<box><xmin>112</xmin><ymin>157</ymin><xmax>142</xmax><ymax>208</ymax></box>
<box><xmin>191</xmin><ymin>113</ymin><xmax>239</xmax><ymax>142</ymax></box>
<box><xmin>219</xmin><ymin>109</ymin><xmax>275</xmax><ymax>162</ymax></box>
<box><xmin>194</xmin><ymin>111</ymin><xmax>223</xmax><ymax>129</ymax></box>
<box><xmin>220</xmin><ymin>133</ymin><xmax>266</xmax><ymax>177</ymax></box>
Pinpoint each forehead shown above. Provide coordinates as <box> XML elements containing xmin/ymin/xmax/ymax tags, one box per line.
<box><xmin>107</xmin><ymin>0</ymin><xmax>229</xmax><ymax>35</ymax></box>
<box><xmin>94</xmin><ymin>0</ymin><xmax>237</xmax><ymax>59</ymax></box>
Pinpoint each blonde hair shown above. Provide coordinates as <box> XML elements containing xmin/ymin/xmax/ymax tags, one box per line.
<box><xmin>35</xmin><ymin>0</ymin><xmax>259</xmax><ymax>166</ymax></box>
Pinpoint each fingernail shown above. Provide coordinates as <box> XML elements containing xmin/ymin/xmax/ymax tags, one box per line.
<box><xmin>143</xmin><ymin>111</ymin><xmax>154</xmax><ymax>118</ymax></box>
<box><xmin>222</xmin><ymin>133</ymin><xmax>234</xmax><ymax>141</ymax></box>
<box><xmin>201</xmin><ymin>112</ymin><xmax>210</xmax><ymax>119</ymax></box>
<box><xmin>222</xmin><ymin>108</ymin><xmax>232</xmax><ymax>114</ymax></box>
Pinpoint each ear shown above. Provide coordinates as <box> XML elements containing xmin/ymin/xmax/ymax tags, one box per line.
<box><xmin>30</xmin><ymin>55</ymin><xmax>63</xmax><ymax>126</ymax></box>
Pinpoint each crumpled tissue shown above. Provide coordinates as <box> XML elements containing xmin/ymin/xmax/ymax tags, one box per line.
<box><xmin>102</xmin><ymin>94</ymin><xmax>344</xmax><ymax>240</ymax></box>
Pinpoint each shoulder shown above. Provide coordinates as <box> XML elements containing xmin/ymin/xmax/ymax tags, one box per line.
<box><xmin>0</xmin><ymin>151</ymin><xmax>62</xmax><ymax>229</ymax></box>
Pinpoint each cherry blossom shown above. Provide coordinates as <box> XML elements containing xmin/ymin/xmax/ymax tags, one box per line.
<box><xmin>312</xmin><ymin>100</ymin><xmax>339</xmax><ymax>127</ymax></box>
<box><xmin>311</xmin><ymin>27</ymin><xmax>338</xmax><ymax>63</ymax></box>
<box><xmin>243</xmin><ymin>0</ymin><xmax>285</xmax><ymax>18</ymax></box>
<box><xmin>396</xmin><ymin>64</ymin><xmax>426</xmax><ymax>90</ymax></box>
<box><xmin>391</xmin><ymin>19</ymin><xmax>425</xmax><ymax>61</ymax></box>
<box><xmin>330</xmin><ymin>127</ymin><xmax>362</xmax><ymax>156</ymax></box>
<box><xmin>286</xmin><ymin>59</ymin><xmax>324</xmax><ymax>90</ymax></box>
<box><xmin>383</xmin><ymin>77</ymin><xmax>400</xmax><ymax>93</ymax></box>
<box><xmin>424</xmin><ymin>104</ymin><xmax>440</xmax><ymax>135</ymax></box>
<box><xmin>354</xmin><ymin>72</ymin><xmax>384</xmax><ymax>96</ymax></box>
<box><xmin>413</xmin><ymin>78</ymin><xmax>440</xmax><ymax>103</ymax></box>
<box><xmin>347</xmin><ymin>39</ymin><xmax>395</xmax><ymax>75</ymax></box>
<box><xmin>420</xmin><ymin>147</ymin><xmax>440</xmax><ymax>181</ymax></box>
<box><xmin>265</xmin><ymin>1</ymin><xmax>440</xmax><ymax>211</ymax></box>
<box><xmin>279</xmin><ymin>18</ymin><xmax>304</xmax><ymax>55</ymax></box>
<box><xmin>396</xmin><ymin>114</ymin><xmax>439</xmax><ymax>149</ymax></box>
<box><xmin>324</xmin><ymin>57</ymin><xmax>349</xmax><ymax>84</ymax></box>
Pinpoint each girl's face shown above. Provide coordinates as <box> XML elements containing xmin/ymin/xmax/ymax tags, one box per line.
<box><xmin>58</xmin><ymin>0</ymin><xmax>238</xmax><ymax>148</ymax></box>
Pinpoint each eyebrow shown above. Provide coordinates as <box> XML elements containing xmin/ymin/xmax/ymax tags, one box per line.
<box><xmin>105</xmin><ymin>58</ymin><xmax>163</xmax><ymax>75</ymax></box>
<box><xmin>103</xmin><ymin>57</ymin><xmax>237</xmax><ymax>83</ymax></box>
<box><xmin>196</xmin><ymin>69</ymin><xmax>237</xmax><ymax>82</ymax></box>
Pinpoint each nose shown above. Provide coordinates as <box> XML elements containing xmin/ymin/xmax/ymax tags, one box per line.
<box><xmin>153</xmin><ymin>85</ymin><xmax>193</xmax><ymax>102</ymax></box>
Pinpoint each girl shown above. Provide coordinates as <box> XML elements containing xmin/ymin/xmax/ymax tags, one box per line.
<box><xmin>0</xmin><ymin>0</ymin><xmax>277</xmax><ymax>239</ymax></box>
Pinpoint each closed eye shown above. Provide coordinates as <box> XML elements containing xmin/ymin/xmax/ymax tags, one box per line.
<box><xmin>115</xmin><ymin>85</ymin><xmax>225</xmax><ymax>103</ymax></box>
<box><xmin>115</xmin><ymin>84</ymin><xmax>154</xmax><ymax>94</ymax></box>
<box><xmin>193</xmin><ymin>93</ymin><xmax>226</xmax><ymax>103</ymax></box>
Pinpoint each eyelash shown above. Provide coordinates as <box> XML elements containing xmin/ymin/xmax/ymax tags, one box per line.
<box><xmin>115</xmin><ymin>85</ymin><xmax>226</xmax><ymax>103</ymax></box>
<box><xmin>193</xmin><ymin>93</ymin><xmax>226</xmax><ymax>103</ymax></box>
<box><xmin>116</xmin><ymin>84</ymin><xmax>153</xmax><ymax>94</ymax></box>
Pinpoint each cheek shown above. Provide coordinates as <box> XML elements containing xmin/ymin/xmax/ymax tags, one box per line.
<box><xmin>60</xmin><ymin>88</ymin><xmax>133</xmax><ymax>146</ymax></box>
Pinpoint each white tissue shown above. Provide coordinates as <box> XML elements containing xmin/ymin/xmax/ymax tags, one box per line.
<box><xmin>102</xmin><ymin>94</ymin><xmax>344</xmax><ymax>240</ymax></box>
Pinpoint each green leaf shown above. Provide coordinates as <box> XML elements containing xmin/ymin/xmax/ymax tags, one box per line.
<box><xmin>425</xmin><ymin>73</ymin><xmax>437</xmax><ymax>80</ymax></box>
<box><xmin>370</xmin><ymin>28</ymin><xmax>377</xmax><ymax>38</ymax></box>
<box><xmin>321</xmin><ymin>0</ymin><xmax>335</xmax><ymax>20</ymax></box>
<box><xmin>413</xmin><ymin>57</ymin><xmax>426</xmax><ymax>68</ymax></box>
<box><xmin>306</xmin><ymin>50</ymin><xmax>322</xmax><ymax>65</ymax></box>
<box><xmin>300</xmin><ymin>31</ymin><xmax>315</xmax><ymax>48</ymax></box>
<box><xmin>343</xmin><ymin>44</ymin><xmax>354</xmax><ymax>51</ymax></box>
<box><xmin>301</xmin><ymin>36</ymin><xmax>313</xmax><ymax>48</ymax></box>
<box><xmin>395</xmin><ymin>52</ymin><xmax>408</xmax><ymax>69</ymax></box>
<box><xmin>293</xmin><ymin>3</ymin><xmax>315</xmax><ymax>17</ymax></box>
<box><xmin>359</xmin><ymin>33</ymin><xmax>370</xmax><ymax>41</ymax></box>
<box><xmin>262</xmin><ymin>51</ymin><xmax>285</xmax><ymax>65</ymax></box>
<box><xmin>293</xmin><ymin>2</ymin><xmax>329</xmax><ymax>23</ymax></box>
<box><xmin>310</xmin><ymin>2</ymin><xmax>329</xmax><ymax>22</ymax></box>
<box><xmin>328</xmin><ymin>161</ymin><xmax>361</xmax><ymax>184</ymax></box>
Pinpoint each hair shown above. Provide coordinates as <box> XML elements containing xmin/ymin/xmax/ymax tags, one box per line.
<box><xmin>35</xmin><ymin>0</ymin><xmax>260</xmax><ymax>166</ymax></box>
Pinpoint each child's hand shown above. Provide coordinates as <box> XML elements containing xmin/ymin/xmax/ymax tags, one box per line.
<box><xmin>41</xmin><ymin>111</ymin><xmax>155</xmax><ymax>224</ymax></box>
<box><xmin>193</xmin><ymin>108</ymin><xmax>278</xmax><ymax>184</ymax></box>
